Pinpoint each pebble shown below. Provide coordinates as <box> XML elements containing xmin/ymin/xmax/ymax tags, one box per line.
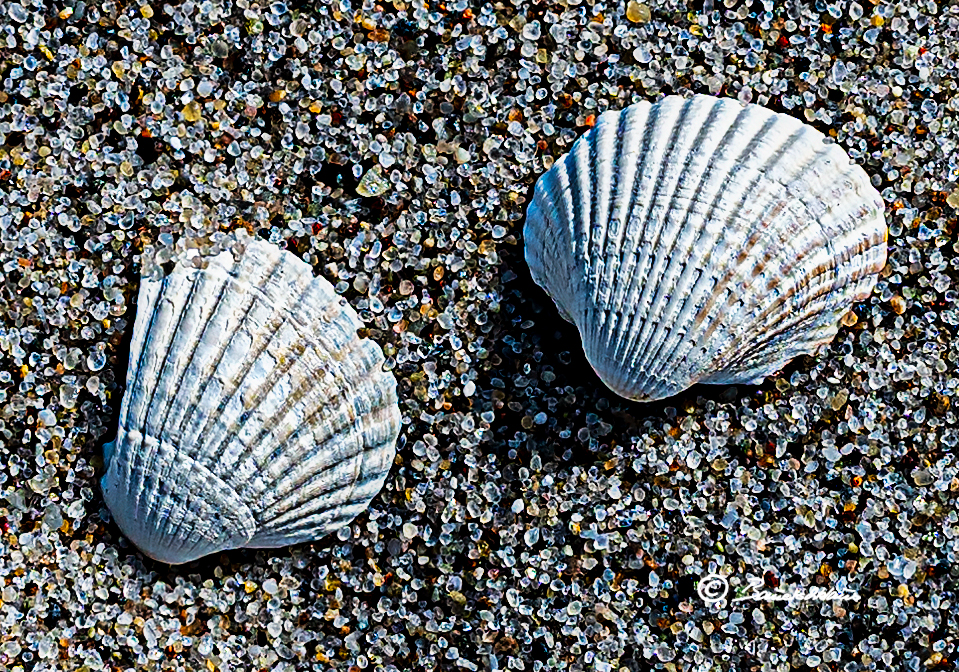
<box><xmin>626</xmin><ymin>2</ymin><xmax>651</xmax><ymax>23</ymax></box>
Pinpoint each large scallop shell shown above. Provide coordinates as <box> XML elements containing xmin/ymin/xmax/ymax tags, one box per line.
<box><xmin>101</xmin><ymin>239</ymin><xmax>401</xmax><ymax>564</ymax></box>
<box><xmin>525</xmin><ymin>94</ymin><xmax>887</xmax><ymax>401</ymax></box>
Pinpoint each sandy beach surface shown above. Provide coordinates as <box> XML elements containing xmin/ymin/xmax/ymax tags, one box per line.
<box><xmin>0</xmin><ymin>0</ymin><xmax>956</xmax><ymax>670</ymax></box>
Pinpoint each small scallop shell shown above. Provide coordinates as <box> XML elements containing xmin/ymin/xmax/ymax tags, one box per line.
<box><xmin>525</xmin><ymin>94</ymin><xmax>887</xmax><ymax>401</ymax></box>
<box><xmin>101</xmin><ymin>239</ymin><xmax>400</xmax><ymax>564</ymax></box>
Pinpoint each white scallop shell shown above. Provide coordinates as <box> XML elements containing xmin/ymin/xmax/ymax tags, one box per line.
<box><xmin>101</xmin><ymin>239</ymin><xmax>400</xmax><ymax>564</ymax></box>
<box><xmin>525</xmin><ymin>94</ymin><xmax>888</xmax><ymax>402</ymax></box>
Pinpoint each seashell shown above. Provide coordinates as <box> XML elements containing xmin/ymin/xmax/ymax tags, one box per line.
<box><xmin>524</xmin><ymin>94</ymin><xmax>887</xmax><ymax>402</ymax></box>
<box><xmin>101</xmin><ymin>239</ymin><xmax>401</xmax><ymax>564</ymax></box>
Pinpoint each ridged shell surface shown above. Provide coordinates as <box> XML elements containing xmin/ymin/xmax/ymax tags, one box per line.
<box><xmin>101</xmin><ymin>239</ymin><xmax>401</xmax><ymax>564</ymax></box>
<box><xmin>525</xmin><ymin>94</ymin><xmax>888</xmax><ymax>401</ymax></box>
